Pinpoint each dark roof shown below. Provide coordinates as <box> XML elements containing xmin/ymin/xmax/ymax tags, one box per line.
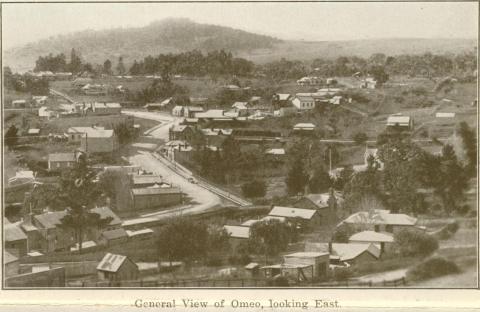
<box><xmin>34</xmin><ymin>211</ymin><xmax>67</xmax><ymax>229</ymax></box>
<box><xmin>131</xmin><ymin>187</ymin><xmax>182</xmax><ymax>196</ymax></box>
<box><xmin>4</xmin><ymin>224</ymin><xmax>28</xmax><ymax>241</ymax></box>
<box><xmin>101</xmin><ymin>228</ymin><xmax>128</xmax><ymax>240</ymax></box>
<box><xmin>90</xmin><ymin>207</ymin><xmax>122</xmax><ymax>226</ymax></box>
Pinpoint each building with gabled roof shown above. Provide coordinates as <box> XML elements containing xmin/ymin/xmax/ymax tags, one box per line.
<box><xmin>305</xmin><ymin>242</ymin><xmax>381</xmax><ymax>265</ymax></box>
<box><xmin>338</xmin><ymin>210</ymin><xmax>418</xmax><ymax>234</ymax></box>
<box><xmin>5</xmin><ymin>223</ymin><xmax>28</xmax><ymax>257</ymax></box>
<box><xmin>97</xmin><ymin>253</ymin><xmax>139</xmax><ymax>282</ymax></box>
<box><xmin>130</xmin><ymin>187</ymin><xmax>183</xmax><ymax>211</ymax></box>
<box><xmin>386</xmin><ymin>114</ymin><xmax>413</xmax><ymax>129</ymax></box>
<box><xmin>268</xmin><ymin>206</ymin><xmax>322</xmax><ymax>231</ymax></box>
<box><xmin>292</xmin><ymin>95</ymin><xmax>315</xmax><ymax>110</ymax></box>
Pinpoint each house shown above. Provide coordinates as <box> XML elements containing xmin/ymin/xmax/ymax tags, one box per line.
<box><xmin>126</xmin><ymin>228</ymin><xmax>154</xmax><ymax>241</ymax></box>
<box><xmin>90</xmin><ymin>102</ymin><xmax>121</xmax><ymax>115</ymax></box>
<box><xmin>305</xmin><ymin>242</ymin><xmax>381</xmax><ymax>265</ymax></box>
<box><xmin>72</xmin><ymin>77</ymin><xmax>93</xmax><ymax>87</ymax></box>
<box><xmin>172</xmin><ymin>106</ymin><xmax>184</xmax><ymax>116</ymax></box>
<box><xmin>363</xmin><ymin>77</ymin><xmax>377</xmax><ymax>89</ymax></box>
<box><xmin>338</xmin><ymin>209</ymin><xmax>418</xmax><ymax>234</ymax></box>
<box><xmin>26</xmin><ymin>128</ymin><xmax>40</xmax><ymax>136</ymax></box>
<box><xmin>5</xmin><ymin>223</ymin><xmax>28</xmax><ymax>257</ymax></box>
<box><xmin>189</xmin><ymin>97</ymin><xmax>209</xmax><ymax>107</ymax></box>
<box><xmin>97</xmin><ymin>253</ymin><xmax>139</xmax><ymax>282</ymax></box>
<box><xmin>38</xmin><ymin>106</ymin><xmax>54</xmax><ymax>118</ymax></box>
<box><xmin>32</xmin><ymin>207</ymin><xmax>122</xmax><ymax>253</ymax></box>
<box><xmin>329</xmin><ymin>96</ymin><xmax>344</xmax><ymax>105</ymax></box>
<box><xmin>349</xmin><ymin>230</ymin><xmax>394</xmax><ymax>253</ymax></box>
<box><xmin>262</xmin><ymin>251</ymin><xmax>329</xmax><ymax>282</ymax></box>
<box><xmin>98</xmin><ymin>228</ymin><xmax>128</xmax><ymax>246</ymax></box>
<box><xmin>131</xmin><ymin>174</ymin><xmax>167</xmax><ymax>188</ymax></box>
<box><xmin>386</xmin><ymin>114</ymin><xmax>413</xmax><ymax>129</ymax></box>
<box><xmin>78</xmin><ymin>128</ymin><xmax>117</xmax><ymax>154</ymax></box>
<box><xmin>232</xmin><ymin>102</ymin><xmax>250</xmax><ymax>116</ymax></box>
<box><xmin>294</xmin><ymin>191</ymin><xmax>343</xmax><ymax>225</ymax></box>
<box><xmin>47</xmin><ymin>152</ymin><xmax>78</xmax><ymax>171</ymax></box>
<box><xmin>195</xmin><ymin>109</ymin><xmax>225</xmax><ymax>120</ymax></box>
<box><xmin>4</xmin><ymin>250</ymin><xmax>20</xmax><ymax>277</ymax></box>
<box><xmin>67</xmin><ymin>126</ymin><xmax>104</xmax><ymax>142</ymax></box>
<box><xmin>274</xmin><ymin>107</ymin><xmax>298</xmax><ymax>117</ymax></box>
<box><xmin>292</xmin><ymin>95</ymin><xmax>315</xmax><ymax>110</ymax></box>
<box><xmin>297</xmin><ymin>77</ymin><xmax>320</xmax><ymax>86</ymax></box>
<box><xmin>32</xmin><ymin>96</ymin><xmax>48</xmax><ymax>106</ymax></box>
<box><xmin>169</xmin><ymin>125</ymin><xmax>194</xmax><ymax>141</ymax></box>
<box><xmin>12</xmin><ymin>100</ymin><xmax>27</xmax><ymax>108</ymax></box>
<box><xmin>81</xmin><ymin>84</ymin><xmax>107</xmax><ymax>95</ymax></box>
<box><xmin>8</xmin><ymin>170</ymin><xmax>35</xmax><ymax>186</ymax></box>
<box><xmin>268</xmin><ymin>206</ymin><xmax>322</xmax><ymax>231</ymax></box>
<box><xmin>183</xmin><ymin>106</ymin><xmax>204</xmax><ymax>118</ymax></box>
<box><xmin>224</xmin><ymin>225</ymin><xmax>250</xmax><ymax>252</ymax></box>
<box><xmin>293</xmin><ymin>123</ymin><xmax>316</xmax><ymax>132</ymax></box>
<box><xmin>31</xmin><ymin>211</ymin><xmax>74</xmax><ymax>253</ymax></box>
<box><xmin>272</xmin><ymin>93</ymin><xmax>292</xmax><ymax>108</ymax></box>
<box><xmin>130</xmin><ymin>187</ymin><xmax>183</xmax><ymax>211</ymax></box>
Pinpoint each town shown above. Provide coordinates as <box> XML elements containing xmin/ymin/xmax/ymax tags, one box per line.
<box><xmin>3</xmin><ymin>19</ymin><xmax>477</xmax><ymax>288</ymax></box>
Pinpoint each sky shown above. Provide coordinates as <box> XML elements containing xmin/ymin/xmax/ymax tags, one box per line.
<box><xmin>2</xmin><ymin>2</ymin><xmax>478</xmax><ymax>50</ymax></box>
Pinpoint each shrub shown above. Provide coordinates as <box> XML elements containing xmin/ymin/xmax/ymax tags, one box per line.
<box><xmin>445</xmin><ymin>221</ymin><xmax>459</xmax><ymax>234</ymax></box>
<box><xmin>333</xmin><ymin>267</ymin><xmax>352</xmax><ymax>281</ymax></box>
<box><xmin>332</xmin><ymin>226</ymin><xmax>355</xmax><ymax>243</ymax></box>
<box><xmin>394</xmin><ymin>229</ymin><xmax>439</xmax><ymax>257</ymax></box>
<box><xmin>406</xmin><ymin>257</ymin><xmax>459</xmax><ymax>281</ymax></box>
<box><xmin>241</xmin><ymin>179</ymin><xmax>267</xmax><ymax>198</ymax></box>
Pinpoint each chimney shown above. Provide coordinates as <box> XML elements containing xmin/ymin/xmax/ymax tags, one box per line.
<box><xmin>328</xmin><ymin>241</ymin><xmax>332</xmax><ymax>254</ymax></box>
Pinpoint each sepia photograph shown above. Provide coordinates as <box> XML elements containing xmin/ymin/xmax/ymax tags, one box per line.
<box><xmin>1</xmin><ymin>1</ymin><xmax>478</xmax><ymax>291</ymax></box>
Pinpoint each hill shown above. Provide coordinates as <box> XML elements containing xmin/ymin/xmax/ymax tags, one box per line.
<box><xmin>4</xmin><ymin>18</ymin><xmax>477</xmax><ymax>72</ymax></box>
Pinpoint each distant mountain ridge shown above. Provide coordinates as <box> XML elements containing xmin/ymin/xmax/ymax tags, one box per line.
<box><xmin>4</xmin><ymin>18</ymin><xmax>477</xmax><ymax>72</ymax></box>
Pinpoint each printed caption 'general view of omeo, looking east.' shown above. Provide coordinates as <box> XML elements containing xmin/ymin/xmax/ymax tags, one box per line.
<box><xmin>2</xmin><ymin>2</ymin><xmax>478</xmax><ymax>288</ymax></box>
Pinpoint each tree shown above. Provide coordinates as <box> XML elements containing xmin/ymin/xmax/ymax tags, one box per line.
<box><xmin>333</xmin><ymin>165</ymin><xmax>354</xmax><ymax>190</ymax></box>
<box><xmin>5</xmin><ymin>125</ymin><xmax>18</xmax><ymax>150</ymax></box>
<box><xmin>113</xmin><ymin>122</ymin><xmax>133</xmax><ymax>145</ymax></box>
<box><xmin>394</xmin><ymin>229</ymin><xmax>438</xmax><ymax>257</ymax></box>
<box><xmin>116</xmin><ymin>56</ymin><xmax>126</xmax><ymax>75</ymax></box>
<box><xmin>69</xmin><ymin>48</ymin><xmax>83</xmax><ymax>73</ymax></box>
<box><xmin>433</xmin><ymin>144</ymin><xmax>468</xmax><ymax>214</ymax></box>
<box><xmin>55</xmin><ymin>160</ymin><xmax>112</xmax><ymax>253</ymax></box>
<box><xmin>458</xmin><ymin>122</ymin><xmax>477</xmax><ymax>175</ymax></box>
<box><xmin>241</xmin><ymin>180</ymin><xmax>267</xmax><ymax>198</ymax></box>
<box><xmin>248</xmin><ymin>219</ymin><xmax>294</xmax><ymax>264</ymax></box>
<box><xmin>103</xmin><ymin>59</ymin><xmax>112</xmax><ymax>75</ymax></box>
<box><xmin>308</xmin><ymin>167</ymin><xmax>332</xmax><ymax>194</ymax></box>
<box><xmin>156</xmin><ymin>217</ymin><xmax>209</xmax><ymax>266</ymax></box>
<box><xmin>286</xmin><ymin>157</ymin><xmax>309</xmax><ymax>196</ymax></box>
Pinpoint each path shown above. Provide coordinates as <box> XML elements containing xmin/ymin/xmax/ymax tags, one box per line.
<box><xmin>49</xmin><ymin>88</ymin><xmax>75</xmax><ymax>103</ymax></box>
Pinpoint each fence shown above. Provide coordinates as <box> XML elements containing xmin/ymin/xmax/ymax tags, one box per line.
<box><xmin>64</xmin><ymin>276</ymin><xmax>407</xmax><ymax>288</ymax></box>
<box><xmin>66</xmin><ymin>278</ymin><xmax>267</xmax><ymax>288</ymax></box>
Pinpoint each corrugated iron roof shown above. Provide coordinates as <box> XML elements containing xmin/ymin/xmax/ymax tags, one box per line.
<box><xmin>269</xmin><ymin>206</ymin><xmax>317</xmax><ymax>220</ymax></box>
<box><xmin>224</xmin><ymin>225</ymin><xmax>250</xmax><ymax>239</ymax></box>
<box><xmin>349</xmin><ymin>231</ymin><xmax>394</xmax><ymax>243</ymax></box>
<box><xmin>96</xmin><ymin>253</ymin><xmax>129</xmax><ymax>272</ymax></box>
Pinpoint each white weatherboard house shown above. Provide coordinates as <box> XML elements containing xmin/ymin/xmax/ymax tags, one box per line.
<box><xmin>386</xmin><ymin>114</ymin><xmax>413</xmax><ymax>129</ymax></box>
<box><xmin>292</xmin><ymin>95</ymin><xmax>315</xmax><ymax>110</ymax></box>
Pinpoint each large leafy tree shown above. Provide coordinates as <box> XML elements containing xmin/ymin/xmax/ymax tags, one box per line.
<box><xmin>458</xmin><ymin>122</ymin><xmax>477</xmax><ymax>176</ymax></box>
<box><xmin>286</xmin><ymin>157</ymin><xmax>309</xmax><ymax>196</ymax></box>
<box><xmin>55</xmin><ymin>159</ymin><xmax>111</xmax><ymax>253</ymax></box>
<box><xmin>248</xmin><ymin>219</ymin><xmax>295</xmax><ymax>264</ymax></box>
<box><xmin>156</xmin><ymin>217</ymin><xmax>209</xmax><ymax>266</ymax></box>
<box><xmin>5</xmin><ymin>125</ymin><xmax>18</xmax><ymax>150</ymax></box>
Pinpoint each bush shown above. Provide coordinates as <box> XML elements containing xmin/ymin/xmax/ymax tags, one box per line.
<box><xmin>333</xmin><ymin>267</ymin><xmax>352</xmax><ymax>281</ymax></box>
<box><xmin>241</xmin><ymin>179</ymin><xmax>267</xmax><ymax>198</ymax></box>
<box><xmin>406</xmin><ymin>257</ymin><xmax>459</xmax><ymax>281</ymax></box>
<box><xmin>445</xmin><ymin>221</ymin><xmax>459</xmax><ymax>234</ymax></box>
<box><xmin>332</xmin><ymin>226</ymin><xmax>355</xmax><ymax>243</ymax></box>
<box><xmin>394</xmin><ymin>229</ymin><xmax>439</xmax><ymax>257</ymax></box>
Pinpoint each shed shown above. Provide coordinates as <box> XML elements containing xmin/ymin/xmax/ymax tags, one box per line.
<box><xmin>97</xmin><ymin>253</ymin><xmax>139</xmax><ymax>282</ymax></box>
